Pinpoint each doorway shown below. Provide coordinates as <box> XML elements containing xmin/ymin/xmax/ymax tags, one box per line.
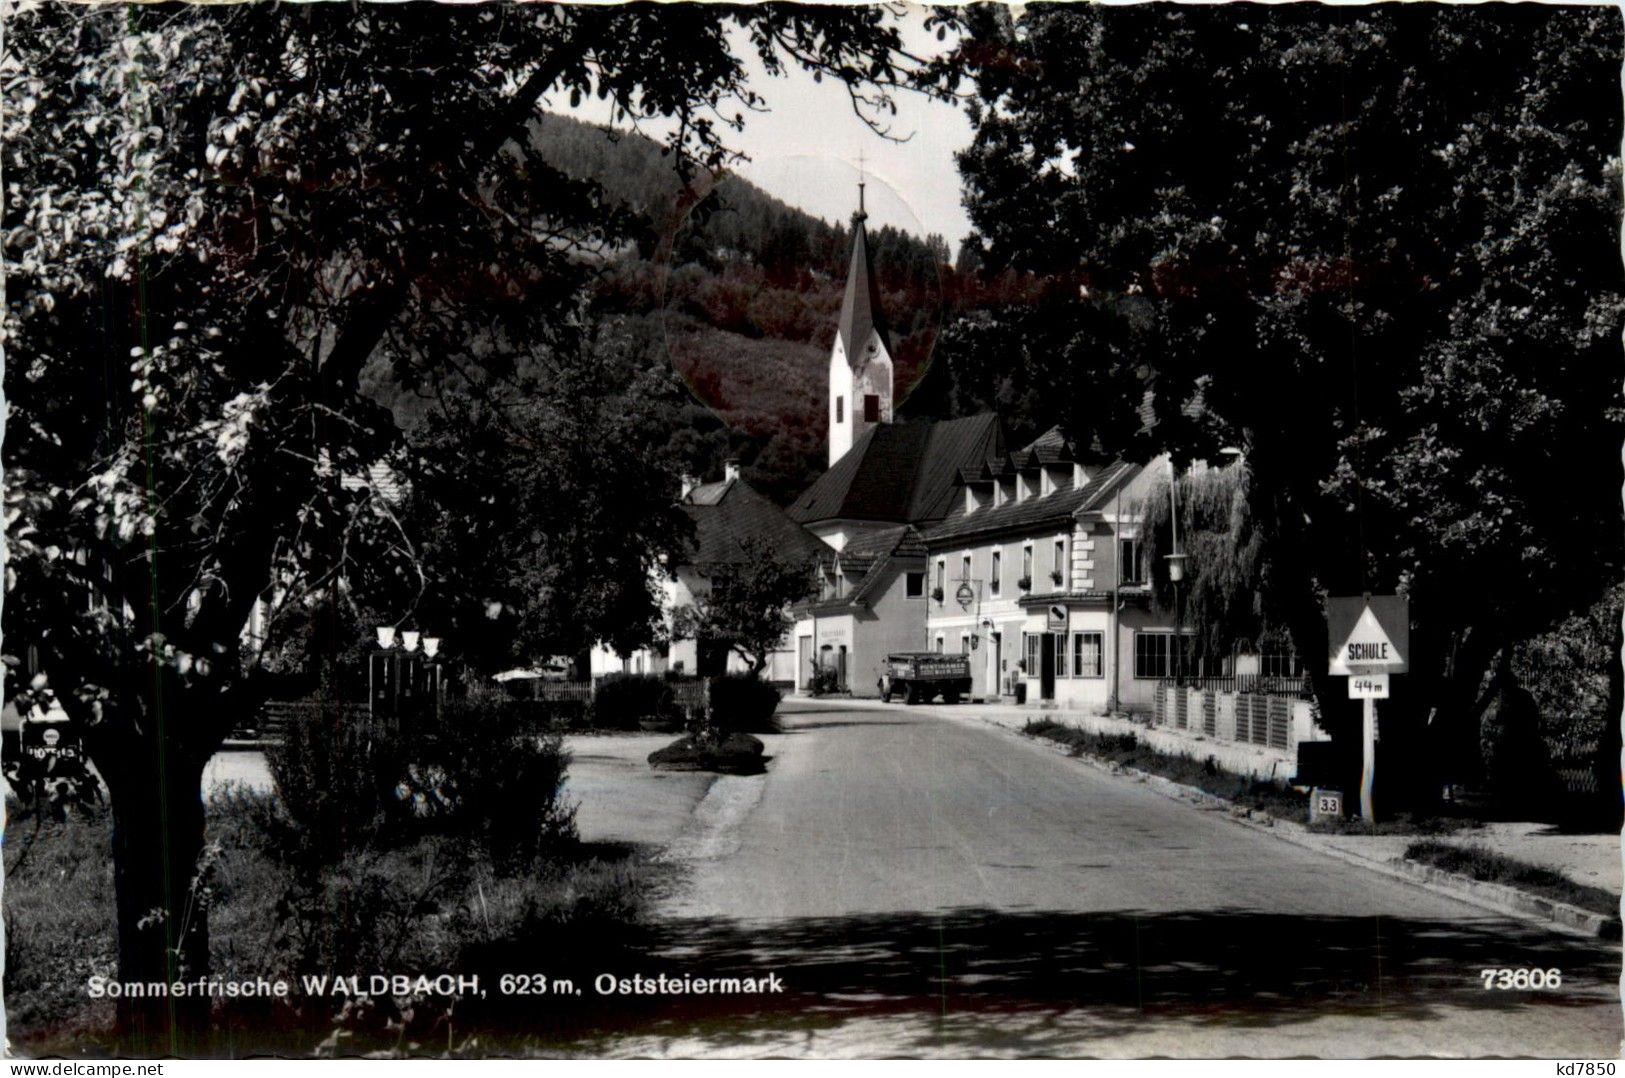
<box><xmin>1040</xmin><ymin>631</ymin><xmax>1056</xmax><ymax>700</ymax></box>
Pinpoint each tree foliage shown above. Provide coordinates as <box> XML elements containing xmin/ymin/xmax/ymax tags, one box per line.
<box><xmin>4</xmin><ymin>2</ymin><xmax>927</xmax><ymax>1044</ymax></box>
<box><xmin>941</xmin><ymin>3</ymin><xmax>1624</xmax><ymax>774</ymax></box>
<box><xmin>671</xmin><ymin>536</ymin><xmax>818</xmax><ymax>676</ymax></box>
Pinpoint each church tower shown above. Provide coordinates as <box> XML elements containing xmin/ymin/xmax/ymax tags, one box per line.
<box><xmin>828</xmin><ymin>182</ymin><xmax>894</xmax><ymax>467</ymax></box>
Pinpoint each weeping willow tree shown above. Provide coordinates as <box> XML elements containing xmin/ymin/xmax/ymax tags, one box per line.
<box><xmin>1138</xmin><ymin>461</ymin><xmax>1278</xmax><ymax>668</ymax></box>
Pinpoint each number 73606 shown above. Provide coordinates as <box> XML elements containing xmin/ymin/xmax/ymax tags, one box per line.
<box><xmin>1481</xmin><ymin>968</ymin><xmax>1561</xmax><ymax>989</ymax></box>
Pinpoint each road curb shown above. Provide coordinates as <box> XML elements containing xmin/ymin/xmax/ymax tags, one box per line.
<box><xmin>955</xmin><ymin>710</ymin><xmax>1618</xmax><ymax>939</ymax></box>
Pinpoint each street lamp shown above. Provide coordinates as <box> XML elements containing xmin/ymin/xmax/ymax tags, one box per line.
<box><xmin>1167</xmin><ymin>459</ymin><xmax>1187</xmax><ymax>685</ymax></box>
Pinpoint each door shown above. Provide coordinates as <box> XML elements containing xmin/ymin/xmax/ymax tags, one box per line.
<box><xmin>993</xmin><ymin>632</ymin><xmax>1004</xmax><ymax>695</ymax></box>
<box><xmin>837</xmin><ymin>645</ymin><xmax>849</xmax><ymax>690</ymax></box>
<box><xmin>798</xmin><ymin>635</ymin><xmax>812</xmax><ymax>690</ymax></box>
<box><xmin>1040</xmin><ymin>631</ymin><xmax>1056</xmax><ymax>700</ymax></box>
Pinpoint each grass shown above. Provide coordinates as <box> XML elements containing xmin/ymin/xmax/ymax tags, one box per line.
<box><xmin>5</xmin><ymin>780</ymin><xmax>661</xmax><ymax>1057</ymax></box>
<box><xmin>1020</xmin><ymin>718</ymin><xmax>1480</xmax><ymax>833</ymax></box>
<box><xmin>1021</xmin><ymin>718</ymin><xmax>1311</xmax><ymax>822</ymax></box>
<box><xmin>1404</xmin><ymin>840</ymin><xmax>1622</xmax><ymax>920</ymax></box>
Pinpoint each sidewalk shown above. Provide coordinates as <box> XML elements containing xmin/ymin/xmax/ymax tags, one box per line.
<box><xmin>789</xmin><ymin>693</ymin><xmax>1622</xmax><ymax>928</ymax></box>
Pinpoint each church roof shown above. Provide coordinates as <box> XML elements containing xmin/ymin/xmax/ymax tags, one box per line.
<box><xmin>836</xmin><ymin>214</ymin><xmax>888</xmax><ymax>366</ymax></box>
<box><xmin>683</xmin><ymin>476</ymin><xmax>832</xmax><ymax>567</ymax></box>
<box><xmin>788</xmin><ymin>414</ymin><xmax>1005</xmax><ymax>527</ymax></box>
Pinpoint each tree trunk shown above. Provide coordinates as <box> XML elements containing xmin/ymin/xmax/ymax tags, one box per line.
<box><xmin>102</xmin><ymin>741</ymin><xmax>212</xmax><ymax>1053</ymax></box>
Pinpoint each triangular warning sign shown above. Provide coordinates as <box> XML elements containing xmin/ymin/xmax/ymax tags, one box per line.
<box><xmin>1331</xmin><ymin>605</ymin><xmax>1401</xmax><ymax>673</ymax></box>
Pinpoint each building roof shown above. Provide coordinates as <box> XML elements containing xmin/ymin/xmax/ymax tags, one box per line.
<box><xmin>683</xmin><ymin>476</ymin><xmax>832</xmax><ymax>567</ymax></box>
<box><xmin>921</xmin><ymin>461</ymin><xmax>1139</xmax><ymax>546</ymax></box>
<box><xmin>1020</xmin><ymin>426</ymin><xmax>1075</xmax><ymax>466</ymax></box>
<box><xmin>797</xmin><ymin>525</ymin><xmax>927</xmax><ymax>615</ymax></box>
<box><xmin>788</xmin><ymin>414</ymin><xmax>1005</xmax><ymax>527</ymax></box>
<box><xmin>836</xmin><ymin>214</ymin><xmax>888</xmax><ymax>366</ymax></box>
<box><xmin>839</xmin><ymin>524</ymin><xmax>929</xmax><ymax>560</ymax></box>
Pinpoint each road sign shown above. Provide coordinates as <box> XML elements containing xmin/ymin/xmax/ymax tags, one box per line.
<box><xmin>955</xmin><ymin>582</ymin><xmax>975</xmax><ymax>610</ymax></box>
<box><xmin>1326</xmin><ymin>594</ymin><xmax>1409</xmax><ymax>675</ymax></box>
<box><xmin>1309</xmin><ymin>788</ymin><xmax>1344</xmax><ymax>823</ymax></box>
<box><xmin>1347</xmin><ymin>673</ymin><xmax>1390</xmax><ymax>699</ymax></box>
<box><xmin>1046</xmin><ymin>604</ymin><xmax>1067</xmax><ymax>631</ymax></box>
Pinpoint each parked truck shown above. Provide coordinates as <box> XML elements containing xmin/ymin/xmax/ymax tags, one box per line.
<box><xmin>880</xmin><ymin>652</ymin><xmax>973</xmax><ymax>705</ymax></box>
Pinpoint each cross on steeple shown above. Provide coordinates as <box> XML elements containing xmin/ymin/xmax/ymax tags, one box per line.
<box><xmin>856</xmin><ymin>149</ymin><xmax>867</xmax><ymax>221</ymax></box>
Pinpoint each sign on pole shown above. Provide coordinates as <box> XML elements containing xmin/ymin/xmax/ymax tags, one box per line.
<box><xmin>1326</xmin><ymin>594</ymin><xmax>1409</xmax><ymax>675</ymax></box>
<box><xmin>1326</xmin><ymin>593</ymin><xmax>1409</xmax><ymax>821</ymax></box>
<box><xmin>955</xmin><ymin>582</ymin><xmax>976</xmax><ymax>611</ymax></box>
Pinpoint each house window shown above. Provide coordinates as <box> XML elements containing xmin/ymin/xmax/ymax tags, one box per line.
<box><xmin>836</xmin><ymin>396</ymin><xmax>844</xmax><ymax>423</ymax></box>
<box><xmin>1054</xmin><ymin>539</ymin><xmax>1066</xmax><ymax>584</ymax></box>
<box><xmin>1024</xmin><ymin>632</ymin><xmax>1040</xmax><ymax>674</ymax></box>
<box><xmin>990</xmin><ymin>549</ymin><xmax>1002</xmax><ymax>597</ymax></box>
<box><xmin>1073</xmin><ymin>632</ymin><xmax>1104</xmax><ymax>678</ymax></box>
<box><xmin>960</xmin><ymin>633</ymin><xmax>971</xmax><ymax>655</ymax></box>
<box><xmin>961</xmin><ymin>554</ymin><xmax>972</xmax><ymax>583</ymax></box>
<box><xmin>1022</xmin><ymin>544</ymin><xmax>1033</xmax><ymax>583</ymax></box>
<box><xmin>1133</xmin><ymin>630</ymin><xmax>1195</xmax><ymax>678</ymax></box>
<box><xmin>864</xmin><ymin>394</ymin><xmax>880</xmax><ymax>422</ymax></box>
<box><xmin>1055</xmin><ymin>632</ymin><xmax>1069</xmax><ymax>678</ymax></box>
<box><xmin>1119</xmin><ymin>538</ymin><xmax>1146</xmax><ymax>585</ymax></box>
<box><xmin>1260</xmin><ymin>652</ymin><xmax>1303</xmax><ymax>678</ymax></box>
<box><xmin>936</xmin><ymin>560</ymin><xmax>946</xmax><ymax>591</ymax></box>
<box><xmin>935</xmin><ymin>635</ymin><xmax>945</xmax><ymax>654</ymax></box>
<box><xmin>905</xmin><ymin>571</ymin><xmax>925</xmax><ymax>599</ymax></box>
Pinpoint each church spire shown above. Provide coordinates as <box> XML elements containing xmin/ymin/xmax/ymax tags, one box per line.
<box><xmin>837</xmin><ymin>183</ymin><xmax>886</xmax><ymax>366</ymax></box>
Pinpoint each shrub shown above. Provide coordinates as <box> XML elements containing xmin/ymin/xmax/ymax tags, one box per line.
<box><xmin>266</xmin><ymin>706</ymin><xmax>403</xmax><ymax>864</ymax></box>
<box><xmin>809</xmin><ymin>666</ymin><xmax>841</xmax><ymax>696</ymax></box>
<box><xmin>427</xmin><ymin>700</ymin><xmax>578</xmax><ymax>871</ymax></box>
<box><xmin>590</xmin><ymin>673</ymin><xmax>675</xmax><ymax>730</ymax></box>
<box><xmin>708</xmin><ymin>673</ymin><xmax>782</xmax><ymax>733</ymax></box>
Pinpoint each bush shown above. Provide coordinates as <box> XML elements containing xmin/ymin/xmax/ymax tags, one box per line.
<box><xmin>708</xmin><ymin>673</ymin><xmax>782</xmax><ymax>733</ymax></box>
<box><xmin>809</xmin><ymin>665</ymin><xmax>841</xmax><ymax>696</ymax></box>
<box><xmin>590</xmin><ymin>673</ymin><xmax>676</xmax><ymax>730</ymax></box>
<box><xmin>266</xmin><ymin>705</ymin><xmax>402</xmax><ymax>864</ymax></box>
<box><xmin>648</xmin><ymin>731</ymin><xmax>766</xmax><ymax>774</ymax></box>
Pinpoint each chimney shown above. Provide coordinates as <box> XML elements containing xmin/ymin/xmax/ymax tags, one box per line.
<box><xmin>724</xmin><ymin>459</ymin><xmax>741</xmax><ymax>483</ymax></box>
<box><xmin>680</xmin><ymin>473</ymin><xmax>698</xmax><ymax>499</ymax></box>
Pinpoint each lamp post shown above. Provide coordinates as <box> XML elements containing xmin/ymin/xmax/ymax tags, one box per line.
<box><xmin>1166</xmin><ymin>459</ymin><xmax>1187</xmax><ymax>685</ymax></box>
<box><xmin>369</xmin><ymin>626</ymin><xmax>445</xmax><ymax>728</ymax></box>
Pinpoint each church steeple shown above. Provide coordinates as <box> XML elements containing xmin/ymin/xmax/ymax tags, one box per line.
<box><xmin>827</xmin><ymin>180</ymin><xmax>895</xmax><ymax>468</ymax></box>
<box><xmin>836</xmin><ymin>187</ymin><xmax>888</xmax><ymax>367</ymax></box>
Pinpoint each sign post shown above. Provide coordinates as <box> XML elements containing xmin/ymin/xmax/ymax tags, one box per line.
<box><xmin>1326</xmin><ymin>594</ymin><xmax>1409</xmax><ymax>821</ymax></box>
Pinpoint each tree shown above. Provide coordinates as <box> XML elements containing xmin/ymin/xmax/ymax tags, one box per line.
<box><xmin>4</xmin><ymin>3</ymin><xmax>930</xmax><ymax>1046</ymax></box>
<box><xmin>940</xmin><ymin>4</ymin><xmax>1624</xmax><ymax>787</ymax></box>
<box><xmin>671</xmin><ymin>537</ymin><xmax>818</xmax><ymax>677</ymax></box>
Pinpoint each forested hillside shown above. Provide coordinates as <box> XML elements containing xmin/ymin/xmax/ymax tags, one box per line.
<box><xmin>365</xmin><ymin>112</ymin><xmax>964</xmax><ymax>504</ymax></box>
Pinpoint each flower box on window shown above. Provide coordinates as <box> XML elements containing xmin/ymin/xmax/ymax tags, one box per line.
<box><xmin>1017</xmin><ymin>575</ymin><xmax>1032</xmax><ymax>592</ymax></box>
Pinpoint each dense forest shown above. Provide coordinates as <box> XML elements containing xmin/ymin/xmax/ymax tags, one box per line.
<box><xmin>362</xmin><ymin>112</ymin><xmax>992</xmax><ymax>504</ymax></box>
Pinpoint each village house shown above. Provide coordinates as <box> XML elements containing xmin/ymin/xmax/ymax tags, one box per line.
<box><xmin>589</xmin><ymin>460</ymin><xmax>831</xmax><ymax>683</ymax></box>
<box><xmin>918</xmin><ymin>437</ymin><xmax>1180</xmax><ymax>714</ymax></box>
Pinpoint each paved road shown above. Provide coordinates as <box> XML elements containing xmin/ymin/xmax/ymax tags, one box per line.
<box><xmin>578</xmin><ymin>702</ymin><xmax>1621</xmax><ymax>1058</ymax></box>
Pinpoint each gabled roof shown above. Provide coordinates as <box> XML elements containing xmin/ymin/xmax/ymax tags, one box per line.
<box><xmin>922</xmin><ymin>462</ymin><xmax>1140</xmax><ymax>546</ymax></box>
<box><xmin>836</xmin><ymin>214</ymin><xmax>888</xmax><ymax>366</ymax></box>
<box><xmin>788</xmin><ymin>414</ymin><xmax>1005</xmax><ymax>527</ymax></box>
<box><xmin>683</xmin><ymin>477</ymin><xmax>832</xmax><ymax>567</ymax></box>
<box><xmin>1020</xmin><ymin>426</ymin><xmax>1075</xmax><ymax>466</ymax></box>
<box><xmin>799</xmin><ymin>525</ymin><xmax>927</xmax><ymax>614</ymax></box>
<box><xmin>838</xmin><ymin>524</ymin><xmax>929</xmax><ymax>561</ymax></box>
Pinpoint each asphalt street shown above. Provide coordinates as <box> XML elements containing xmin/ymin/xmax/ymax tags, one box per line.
<box><xmin>581</xmin><ymin>701</ymin><xmax>1622</xmax><ymax>1058</ymax></box>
